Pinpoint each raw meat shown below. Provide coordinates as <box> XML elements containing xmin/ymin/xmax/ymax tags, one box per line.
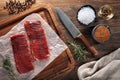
<box><xmin>24</xmin><ymin>20</ymin><xmax>50</xmax><ymax>60</ymax></box>
<box><xmin>11</xmin><ymin>34</ymin><xmax>34</xmax><ymax>74</ymax></box>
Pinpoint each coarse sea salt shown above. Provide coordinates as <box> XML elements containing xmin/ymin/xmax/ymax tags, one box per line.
<box><xmin>77</xmin><ymin>6</ymin><xmax>96</xmax><ymax>25</ymax></box>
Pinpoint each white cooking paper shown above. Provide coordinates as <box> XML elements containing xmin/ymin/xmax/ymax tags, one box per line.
<box><xmin>0</xmin><ymin>13</ymin><xmax>67</xmax><ymax>80</ymax></box>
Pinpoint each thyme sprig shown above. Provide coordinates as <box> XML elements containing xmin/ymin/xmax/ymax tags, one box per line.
<box><xmin>68</xmin><ymin>41</ymin><xmax>87</xmax><ymax>61</ymax></box>
<box><xmin>2</xmin><ymin>56</ymin><xmax>18</xmax><ymax>80</ymax></box>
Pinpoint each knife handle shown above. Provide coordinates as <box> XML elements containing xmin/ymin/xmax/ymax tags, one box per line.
<box><xmin>77</xmin><ymin>34</ymin><xmax>99</xmax><ymax>57</ymax></box>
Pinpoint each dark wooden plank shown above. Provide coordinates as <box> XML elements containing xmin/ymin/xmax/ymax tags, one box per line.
<box><xmin>0</xmin><ymin>0</ymin><xmax>120</xmax><ymax>80</ymax></box>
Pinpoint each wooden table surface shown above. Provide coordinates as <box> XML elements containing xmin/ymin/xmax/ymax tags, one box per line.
<box><xmin>0</xmin><ymin>0</ymin><xmax>120</xmax><ymax>80</ymax></box>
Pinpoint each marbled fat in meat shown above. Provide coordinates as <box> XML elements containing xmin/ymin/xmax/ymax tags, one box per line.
<box><xmin>11</xmin><ymin>34</ymin><xmax>34</xmax><ymax>74</ymax></box>
<box><xmin>24</xmin><ymin>20</ymin><xmax>50</xmax><ymax>60</ymax></box>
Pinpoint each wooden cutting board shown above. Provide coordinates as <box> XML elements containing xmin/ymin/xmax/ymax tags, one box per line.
<box><xmin>0</xmin><ymin>4</ymin><xmax>75</xmax><ymax>80</ymax></box>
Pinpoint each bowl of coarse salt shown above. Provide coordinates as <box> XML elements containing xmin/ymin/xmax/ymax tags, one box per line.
<box><xmin>77</xmin><ymin>5</ymin><xmax>96</xmax><ymax>26</ymax></box>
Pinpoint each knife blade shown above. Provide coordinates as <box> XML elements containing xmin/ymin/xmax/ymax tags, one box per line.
<box><xmin>56</xmin><ymin>8</ymin><xmax>99</xmax><ymax>57</ymax></box>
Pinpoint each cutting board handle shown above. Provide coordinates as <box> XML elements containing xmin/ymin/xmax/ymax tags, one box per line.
<box><xmin>77</xmin><ymin>34</ymin><xmax>99</xmax><ymax>57</ymax></box>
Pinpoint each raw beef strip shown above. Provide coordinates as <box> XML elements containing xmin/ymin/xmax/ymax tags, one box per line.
<box><xmin>11</xmin><ymin>34</ymin><xmax>34</xmax><ymax>74</ymax></box>
<box><xmin>24</xmin><ymin>20</ymin><xmax>50</xmax><ymax>60</ymax></box>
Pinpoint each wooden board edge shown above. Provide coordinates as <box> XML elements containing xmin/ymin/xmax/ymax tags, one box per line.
<box><xmin>45</xmin><ymin>4</ymin><xmax>75</xmax><ymax>67</ymax></box>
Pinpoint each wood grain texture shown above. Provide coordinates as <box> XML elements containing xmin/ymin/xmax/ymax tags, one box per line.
<box><xmin>0</xmin><ymin>0</ymin><xmax>120</xmax><ymax>80</ymax></box>
<box><xmin>0</xmin><ymin>4</ymin><xmax>75</xmax><ymax>80</ymax></box>
<box><xmin>78</xmin><ymin>34</ymin><xmax>99</xmax><ymax>57</ymax></box>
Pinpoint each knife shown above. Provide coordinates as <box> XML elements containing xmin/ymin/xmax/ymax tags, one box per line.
<box><xmin>55</xmin><ymin>8</ymin><xmax>99</xmax><ymax>57</ymax></box>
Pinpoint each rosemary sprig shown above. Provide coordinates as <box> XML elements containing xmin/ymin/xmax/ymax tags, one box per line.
<box><xmin>2</xmin><ymin>56</ymin><xmax>18</xmax><ymax>80</ymax></box>
<box><xmin>68</xmin><ymin>41</ymin><xmax>87</xmax><ymax>61</ymax></box>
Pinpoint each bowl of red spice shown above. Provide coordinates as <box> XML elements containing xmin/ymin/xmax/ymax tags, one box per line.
<box><xmin>92</xmin><ymin>24</ymin><xmax>111</xmax><ymax>43</ymax></box>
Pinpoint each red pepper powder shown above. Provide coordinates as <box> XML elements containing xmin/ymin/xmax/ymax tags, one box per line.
<box><xmin>94</xmin><ymin>25</ymin><xmax>110</xmax><ymax>42</ymax></box>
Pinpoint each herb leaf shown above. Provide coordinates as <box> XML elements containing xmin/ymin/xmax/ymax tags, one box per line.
<box><xmin>2</xmin><ymin>56</ymin><xmax>18</xmax><ymax>80</ymax></box>
<box><xmin>68</xmin><ymin>41</ymin><xmax>88</xmax><ymax>61</ymax></box>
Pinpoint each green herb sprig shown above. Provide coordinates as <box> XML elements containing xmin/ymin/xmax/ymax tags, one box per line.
<box><xmin>2</xmin><ymin>56</ymin><xmax>18</xmax><ymax>80</ymax></box>
<box><xmin>68</xmin><ymin>41</ymin><xmax>88</xmax><ymax>61</ymax></box>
